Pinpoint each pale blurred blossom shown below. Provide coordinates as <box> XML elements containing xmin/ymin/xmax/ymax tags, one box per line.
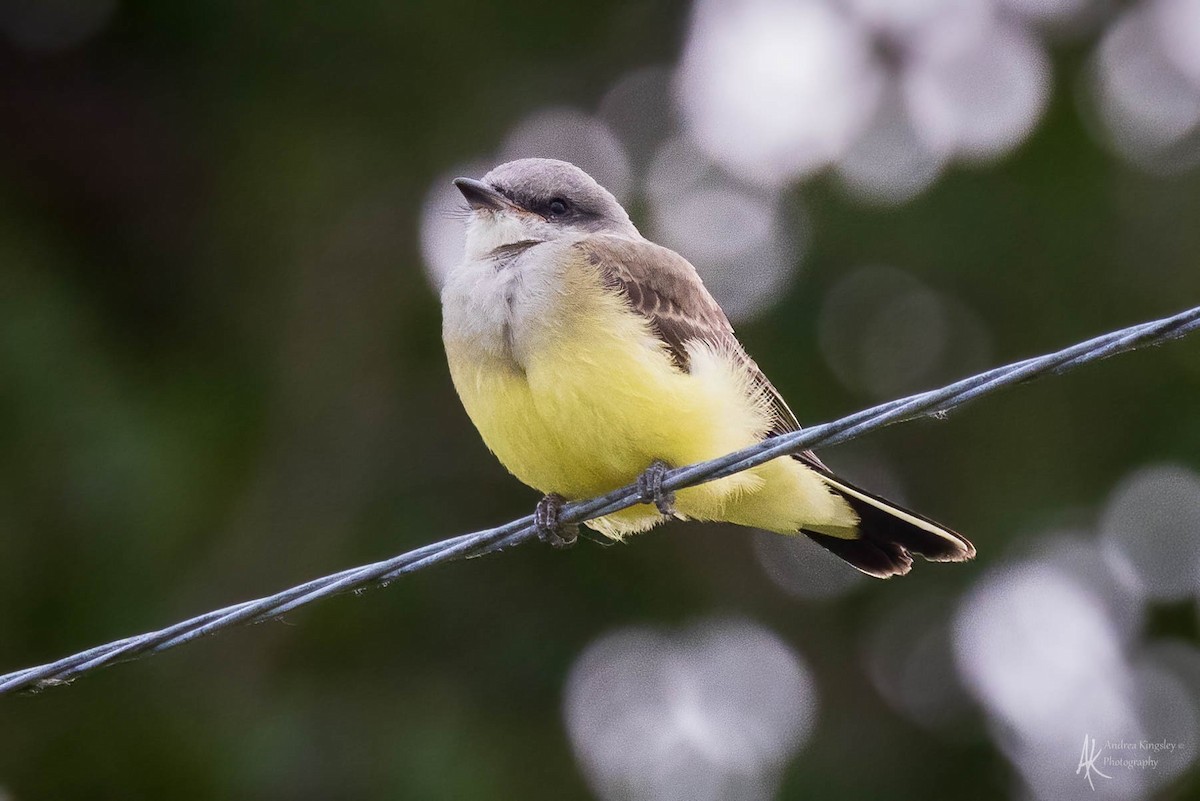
<box><xmin>998</xmin><ymin>0</ymin><xmax>1105</xmax><ymax>34</ymax></box>
<box><xmin>1088</xmin><ymin>0</ymin><xmax>1200</xmax><ymax>173</ymax></box>
<box><xmin>849</xmin><ymin>0</ymin><xmax>1051</xmax><ymax>201</ymax></box>
<box><xmin>902</xmin><ymin>19</ymin><xmax>1050</xmax><ymax>161</ymax></box>
<box><xmin>954</xmin><ymin>536</ymin><xmax>1199</xmax><ymax>799</ymax></box>
<box><xmin>845</xmin><ymin>0</ymin><xmax>995</xmax><ymax>57</ymax></box>
<box><xmin>599</xmin><ymin>67</ymin><xmax>676</xmax><ymax>172</ymax></box>
<box><xmin>865</xmin><ymin>595</ymin><xmax>971</xmax><ymax>730</ymax></box>
<box><xmin>836</xmin><ymin>84</ymin><xmax>948</xmax><ymax>203</ymax></box>
<box><xmin>418</xmin><ymin>160</ymin><xmax>489</xmax><ymax>290</ymax></box>
<box><xmin>676</xmin><ymin>0</ymin><xmax>1051</xmax><ymax>203</ymax></box>
<box><xmin>646</xmin><ymin>138</ymin><xmax>804</xmax><ymax>322</ymax></box>
<box><xmin>1100</xmin><ymin>464</ymin><xmax>1200</xmax><ymax>602</ymax></box>
<box><xmin>1155</xmin><ymin>0</ymin><xmax>1200</xmax><ymax>89</ymax></box>
<box><xmin>753</xmin><ymin>530</ymin><xmax>866</xmax><ymax>600</ymax></box>
<box><xmin>676</xmin><ymin>0</ymin><xmax>883</xmax><ymax>186</ymax></box>
<box><xmin>954</xmin><ymin>555</ymin><xmax>1147</xmax><ymax>799</ymax></box>
<box><xmin>818</xmin><ymin>265</ymin><xmax>992</xmax><ymax>399</ymax></box>
<box><xmin>564</xmin><ymin>619</ymin><xmax>817</xmax><ymax>801</ymax></box>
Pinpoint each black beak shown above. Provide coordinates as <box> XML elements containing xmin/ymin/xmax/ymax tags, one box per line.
<box><xmin>453</xmin><ymin>177</ymin><xmax>511</xmax><ymax>211</ymax></box>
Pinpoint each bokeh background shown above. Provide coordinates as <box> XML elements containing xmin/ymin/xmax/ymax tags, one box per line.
<box><xmin>3</xmin><ymin>0</ymin><xmax>1200</xmax><ymax>799</ymax></box>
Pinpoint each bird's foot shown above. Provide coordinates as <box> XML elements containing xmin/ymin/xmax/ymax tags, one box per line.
<box><xmin>534</xmin><ymin>493</ymin><xmax>578</xmax><ymax>549</ymax></box>
<box><xmin>637</xmin><ymin>460</ymin><xmax>676</xmax><ymax>516</ymax></box>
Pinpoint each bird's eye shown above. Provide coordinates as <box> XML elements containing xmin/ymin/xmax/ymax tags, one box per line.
<box><xmin>547</xmin><ymin>198</ymin><xmax>569</xmax><ymax>216</ymax></box>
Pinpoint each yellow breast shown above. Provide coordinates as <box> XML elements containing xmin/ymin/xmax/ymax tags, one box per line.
<box><xmin>447</xmin><ymin>298</ymin><xmax>665</xmax><ymax>497</ymax></box>
<box><xmin>442</xmin><ymin>250</ymin><xmax>856</xmax><ymax>539</ymax></box>
<box><xmin>443</xmin><ymin>259</ymin><xmax>766</xmax><ymax>500</ymax></box>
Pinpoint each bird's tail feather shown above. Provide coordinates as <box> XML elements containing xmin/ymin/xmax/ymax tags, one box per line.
<box><xmin>802</xmin><ymin>471</ymin><xmax>975</xmax><ymax>579</ymax></box>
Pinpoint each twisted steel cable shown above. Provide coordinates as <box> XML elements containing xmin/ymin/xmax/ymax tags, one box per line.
<box><xmin>2</xmin><ymin>304</ymin><xmax>1198</xmax><ymax>697</ymax></box>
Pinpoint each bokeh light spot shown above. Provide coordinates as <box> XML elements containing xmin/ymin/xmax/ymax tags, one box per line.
<box><xmin>418</xmin><ymin>160</ymin><xmax>489</xmax><ymax>291</ymax></box>
<box><xmin>904</xmin><ymin>20</ymin><xmax>1052</xmax><ymax>161</ymax></box>
<box><xmin>836</xmin><ymin>84</ymin><xmax>947</xmax><ymax>205</ymax></box>
<box><xmin>865</xmin><ymin>595</ymin><xmax>970</xmax><ymax>731</ymax></box>
<box><xmin>647</xmin><ymin>139</ymin><xmax>803</xmax><ymax>323</ymax></box>
<box><xmin>564</xmin><ymin>619</ymin><xmax>817</xmax><ymax>801</ymax></box>
<box><xmin>1088</xmin><ymin>0</ymin><xmax>1200</xmax><ymax>173</ymax></box>
<box><xmin>1100</xmin><ymin>463</ymin><xmax>1200</xmax><ymax>602</ymax></box>
<box><xmin>819</xmin><ymin>266</ymin><xmax>992</xmax><ymax>399</ymax></box>
<box><xmin>752</xmin><ymin>530</ymin><xmax>866</xmax><ymax>600</ymax></box>
<box><xmin>676</xmin><ymin>0</ymin><xmax>882</xmax><ymax>185</ymax></box>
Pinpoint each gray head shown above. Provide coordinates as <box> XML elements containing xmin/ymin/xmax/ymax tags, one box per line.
<box><xmin>454</xmin><ymin>158</ymin><xmax>638</xmax><ymax>260</ymax></box>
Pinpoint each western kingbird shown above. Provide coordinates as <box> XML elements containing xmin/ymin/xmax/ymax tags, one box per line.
<box><xmin>440</xmin><ymin>158</ymin><xmax>974</xmax><ymax>577</ymax></box>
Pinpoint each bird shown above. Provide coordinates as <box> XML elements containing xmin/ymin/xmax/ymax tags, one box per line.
<box><xmin>439</xmin><ymin>157</ymin><xmax>974</xmax><ymax>577</ymax></box>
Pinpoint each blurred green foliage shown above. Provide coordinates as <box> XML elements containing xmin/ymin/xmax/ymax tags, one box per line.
<box><xmin>2</xmin><ymin>2</ymin><xmax>1199</xmax><ymax>799</ymax></box>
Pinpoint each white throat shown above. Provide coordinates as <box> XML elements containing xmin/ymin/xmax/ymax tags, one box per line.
<box><xmin>463</xmin><ymin>212</ymin><xmax>545</xmax><ymax>261</ymax></box>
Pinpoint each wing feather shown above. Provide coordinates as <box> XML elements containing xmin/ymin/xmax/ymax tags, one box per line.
<box><xmin>575</xmin><ymin>234</ymin><xmax>806</xmax><ymax>446</ymax></box>
<box><xmin>573</xmin><ymin>235</ymin><xmax>973</xmax><ymax>576</ymax></box>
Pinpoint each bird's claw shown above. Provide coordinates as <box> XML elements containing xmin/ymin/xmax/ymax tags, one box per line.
<box><xmin>535</xmin><ymin>493</ymin><xmax>578</xmax><ymax>549</ymax></box>
<box><xmin>637</xmin><ymin>460</ymin><xmax>676</xmax><ymax>516</ymax></box>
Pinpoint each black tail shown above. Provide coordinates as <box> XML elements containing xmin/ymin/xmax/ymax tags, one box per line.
<box><xmin>802</xmin><ymin>472</ymin><xmax>975</xmax><ymax>579</ymax></box>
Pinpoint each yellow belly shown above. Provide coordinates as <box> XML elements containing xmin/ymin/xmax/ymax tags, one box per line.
<box><xmin>444</xmin><ymin>285</ymin><xmax>855</xmax><ymax>538</ymax></box>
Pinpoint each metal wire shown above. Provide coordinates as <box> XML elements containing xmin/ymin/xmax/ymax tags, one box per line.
<box><xmin>2</xmin><ymin>304</ymin><xmax>1198</xmax><ymax>697</ymax></box>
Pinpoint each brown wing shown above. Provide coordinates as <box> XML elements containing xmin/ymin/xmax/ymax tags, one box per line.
<box><xmin>575</xmin><ymin>239</ymin><xmax>972</xmax><ymax>577</ymax></box>
<box><xmin>575</xmin><ymin>234</ymin><xmax>813</xmax><ymax>455</ymax></box>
